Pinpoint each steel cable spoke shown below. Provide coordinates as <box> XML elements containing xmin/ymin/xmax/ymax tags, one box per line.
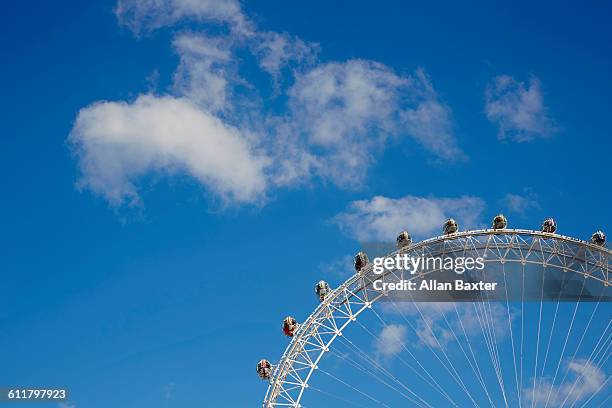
<box><xmin>543</xmin><ymin>276</ymin><xmax>589</xmax><ymax>408</ymax></box>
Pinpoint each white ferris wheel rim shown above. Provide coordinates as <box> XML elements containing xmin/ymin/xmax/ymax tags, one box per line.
<box><xmin>263</xmin><ymin>228</ymin><xmax>611</xmax><ymax>408</ymax></box>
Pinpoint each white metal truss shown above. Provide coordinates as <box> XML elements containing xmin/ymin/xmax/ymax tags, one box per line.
<box><xmin>262</xmin><ymin>229</ymin><xmax>611</xmax><ymax>407</ymax></box>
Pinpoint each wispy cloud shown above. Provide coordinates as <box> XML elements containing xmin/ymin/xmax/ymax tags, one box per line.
<box><xmin>485</xmin><ymin>75</ymin><xmax>556</xmax><ymax>142</ymax></box>
<box><xmin>115</xmin><ymin>0</ymin><xmax>250</xmax><ymax>36</ymax></box>
<box><xmin>375</xmin><ymin>324</ymin><xmax>408</xmax><ymax>358</ymax></box>
<box><xmin>172</xmin><ymin>34</ymin><xmax>234</xmax><ymax>113</ymax></box>
<box><xmin>502</xmin><ymin>191</ymin><xmax>540</xmax><ymax>216</ymax></box>
<box><xmin>289</xmin><ymin>63</ymin><xmax>462</xmax><ymax>188</ymax></box>
<box><xmin>253</xmin><ymin>31</ymin><xmax>319</xmax><ymax>80</ymax></box>
<box><xmin>523</xmin><ymin>359</ymin><xmax>606</xmax><ymax>407</ymax></box>
<box><xmin>383</xmin><ymin>302</ymin><xmax>515</xmax><ymax>349</ymax></box>
<box><xmin>69</xmin><ymin>1</ymin><xmax>463</xmax><ymax>209</ymax></box>
<box><xmin>333</xmin><ymin>195</ymin><xmax>485</xmax><ymax>242</ymax></box>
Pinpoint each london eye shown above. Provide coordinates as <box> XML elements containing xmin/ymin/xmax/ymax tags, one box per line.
<box><xmin>258</xmin><ymin>217</ymin><xmax>610</xmax><ymax>407</ymax></box>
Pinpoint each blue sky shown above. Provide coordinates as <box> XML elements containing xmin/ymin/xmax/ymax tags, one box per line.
<box><xmin>1</xmin><ymin>1</ymin><xmax>611</xmax><ymax>407</ymax></box>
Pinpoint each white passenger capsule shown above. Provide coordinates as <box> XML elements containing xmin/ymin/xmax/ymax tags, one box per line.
<box><xmin>542</xmin><ymin>218</ymin><xmax>557</xmax><ymax>233</ymax></box>
<box><xmin>257</xmin><ymin>359</ymin><xmax>272</xmax><ymax>380</ymax></box>
<box><xmin>591</xmin><ymin>230</ymin><xmax>606</xmax><ymax>246</ymax></box>
<box><xmin>492</xmin><ymin>214</ymin><xmax>507</xmax><ymax>229</ymax></box>
<box><xmin>282</xmin><ymin>316</ymin><xmax>298</xmax><ymax>337</ymax></box>
<box><xmin>315</xmin><ymin>280</ymin><xmax>331</xmax><ymax>302</ymax></box>
<box><xmin>396</xmin><ymin>231</ymin><xmax>412</xmax><ymax>248</ymax></box>
<box><xmin>443</xmin><ymin>218</ymin><xmax>458</xmax><ymax>235</ymax></box>
<box><xmin>354</xmin><ymin>252</ymin><xmax>369</xmax><ymax>271</ymax></box>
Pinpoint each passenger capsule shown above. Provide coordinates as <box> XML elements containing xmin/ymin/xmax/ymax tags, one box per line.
<box><xmin>541</xmin><ymin>218</ymin><xmax>557</xmax><ymax>233</ymax></box>
<box><xmin>492</xmin><ymin>214</ymin><xmax>508</xmax><ymax>230</ymax></box>
<box><xmin>396</xmin><ymin>231</ymin><xmax>412</xmax><ymax>248</ymax></box>
<box><xmin>282</xmin><ymin>316</ymin><xmax>298</xmax><ymax>337</ymax></box>
<box><xmin>443</xmin><ymin>218</ymin><xmax>458</xmax><ymax>235</ymax></box>
<box><xmin>257</xmin><ymin>359</ymin><xmax>272</xmax><ymax>380</ymax></box>
<box><xmin>591</xmin><ymin>230</ymin><xmax>606</xmax><ymax>246</ymax></box>
<box><xmin>315</xmin><ymin>280</ymin><xmax>331</xmax><ymax>302</ymax></box>
<box><xmin>354</xmin><ymin>252</ymin><xmax>369</xmax><ymax>271</ymax></box>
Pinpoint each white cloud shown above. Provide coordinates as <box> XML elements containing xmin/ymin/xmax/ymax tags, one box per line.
<box><xmin>69</xmin><ymin>95</ymin><xmax>268</xmax><ymax>207</ymax></box>
<box><xmin>384</xmin><ymin>302</ymin><xmax>514</xmax><ymax>349</ymax></box>
<box><xmin>289</xmin><ymin>63</ymin><xmax>462</xmax><ymax>188</ymax></box>
<box><xmin>375</xmin><ymin>324</ymin><xmax>408</xmax><ymax>358</ymax></box>
<box><xmin>334</xmin><ymin>195</ymin><xmax>486</xmax><ymax>242</ymax></box>
<box><xmin>71</xmin><ymin>60</ymin><xmax>461</xmax><ymax>207</ymax></box>
<box><xmin>290</xmin><ymin>60</ymin><xmax>407</xmax><ymax>147</ymax></box>
<box><xmin>502</xmin><ymin>192</ymin><xmax>540</xmax><ymax>216</ymax></box>
<box><xmin>400</xmin><ymin>70</ymin><xmax>462</xmax><ymax>160</ymax></box>
<box><xmin>172</xmin><ymin>34</ymin><xmax>234</xmax><ymax>113</ymax></box>
<box><xmin>485</xmin><ymin>75</ymin><xmax>556</xmax><ymax>142</ymax></box>
<box><xmin>115</xmin><ymin>0</ymin><xmax>249</xmax><ymax>35</ymax></box>
<box><xmin>524</xmin><ymin>359</ymin><xmax>606</xmax><ymax>407</ymax></box>
<box><xmin>69</xmin><ymin>2</ymin><xmax>467</xmax><ymax>209</ymax></box>
<box><xmin>253</xmin><ymin>31</ymin><xmax>319</xmax><ymax>79</ymax></box>
<box><xmin>264</xmin><ymin>121</ymin><xmax>321</xmax><ymax>188</ymax></box>
<box><xmin>413</xmin><ymin>314</ymin><xmax>454</xmax><ymax>348</ymax></box>
<box><xmin>116</xmin><ymin>0</ymin><xmax>319</xmax><ymax>79</ymax></box>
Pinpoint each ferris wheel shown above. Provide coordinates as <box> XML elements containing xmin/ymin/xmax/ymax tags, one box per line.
<box><xmin>257</xmin><ymin>216</ymin><xmax>611</xmax><ymax>408</ymax></box>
